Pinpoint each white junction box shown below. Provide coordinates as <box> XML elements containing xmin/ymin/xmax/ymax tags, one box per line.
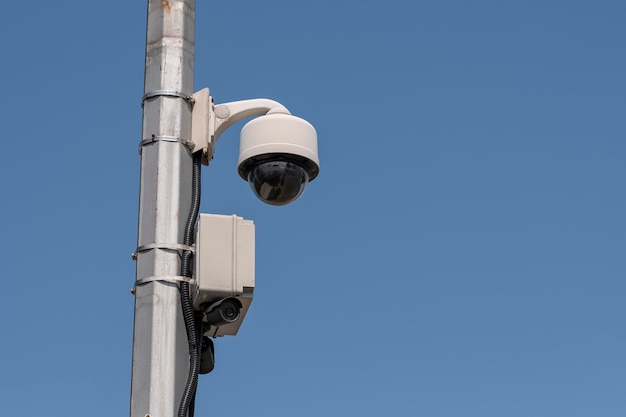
<box><xmin>194</xmin><ymin>213</ymin><xmax>255</xmax><ymax>337</ymax></box>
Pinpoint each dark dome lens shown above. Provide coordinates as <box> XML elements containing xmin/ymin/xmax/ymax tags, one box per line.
<box><xmin>248</xmin><ymin>161</ymin><xmax>309</xmax><ymax>206</ymax></box>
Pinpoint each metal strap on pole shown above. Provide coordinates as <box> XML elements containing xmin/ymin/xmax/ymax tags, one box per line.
<box><xmin>135</xmin><ymin>275</ymin><xmax>194</xmax><ymax>286</ymax></box>
<box><xmin>135</xmin><ymin>242</ymin><xmax>194</xmax><ymax>253</ymax></box>
<box><xmin>131</xmin><ymin>243</ymin><xmax>194</xmax><ymax>260</ymax></box>
<box><xmin>138</xmin><ymin>135</ymin><xmax>194</xmax><ymax>154</ymax></box>
<box><xmin>142</xmin><ymin>90</ymin><xmax>195</xmax><ymax>107</ymax></box>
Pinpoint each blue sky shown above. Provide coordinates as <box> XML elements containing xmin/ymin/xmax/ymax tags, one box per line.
<box><xmin>1</xmin><ymin>1</ymin><xmax>624</xmax><ymax>416</ymax></box>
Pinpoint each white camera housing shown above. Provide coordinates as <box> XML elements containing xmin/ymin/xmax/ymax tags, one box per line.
<box><xmin>238</xmin><ymin>111</ymin><xmax>319</xmax><ymax>205</ymax></box>
<box><xmin>193</xmin><ymin>214</ymin><xmax>255</xmax><ymax>337</ymax></box>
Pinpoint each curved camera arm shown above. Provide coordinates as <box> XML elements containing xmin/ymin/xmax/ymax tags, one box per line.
<box><xmin>213</xmin><ymin>99</ymin><xmax>291</xmax><ymax>141</ymax></box>
<box><xmin>190</xmin><ymin>88</ymin><xmax>293</xmax><ymax>165</ymax></box>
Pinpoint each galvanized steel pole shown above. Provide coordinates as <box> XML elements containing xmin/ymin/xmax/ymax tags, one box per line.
<box><xmin>130</xmin><ymin>1</ymin><xmax>196</xmax><ymax>416</ymax></box>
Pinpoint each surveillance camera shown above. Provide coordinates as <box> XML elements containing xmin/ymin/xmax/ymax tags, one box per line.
<box><xmin>203</xmin><ymin>298</ymin><xmax>242</xmax><ymax>326</ymax></box>
<box><xmin>238</xmin><ymin>112</ymin><xmax>319</xmax><ymax>206</ymax></box>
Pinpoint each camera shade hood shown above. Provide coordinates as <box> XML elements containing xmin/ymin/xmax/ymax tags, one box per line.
<box><xmin>237</xmin><ymin>113</ymin><xmax>320</xmax><ymax>180</ymax></box>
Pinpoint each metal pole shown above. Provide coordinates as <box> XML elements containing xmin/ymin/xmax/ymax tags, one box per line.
<box><xmin>130</xmin><ymin>1</ymin><xmax>195</xmax><ymax>416</ymax></box>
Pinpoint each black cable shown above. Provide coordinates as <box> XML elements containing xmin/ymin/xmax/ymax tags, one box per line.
<box><xmin>188</xmin><ymin>312</ymin><xmax>204</xmax><ymax>416</ymax></box>
<box><xmin>178</xmin><ymin>152</ymin><xmax>202</xmax><ymax>417</ymax></box>
<box><xmin>178</xmin><ymin>281</ymin><xmax>199</xmax><ymax>417</ymax></box>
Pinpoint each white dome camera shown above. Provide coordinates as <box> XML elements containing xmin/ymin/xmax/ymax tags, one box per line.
<box><xmin>237</xmin><ymin>110</ymin><xmax>319</xmax><ymax>206</ymax></box>
<box><xmin>191</xmin><ymin>92</ymin><xmax>320</xmax><ymax>206</ymax></box>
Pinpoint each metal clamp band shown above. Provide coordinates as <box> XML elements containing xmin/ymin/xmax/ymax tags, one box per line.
<box><xmin>142</xmin><ymin>90</ymin><xmax>195</xmax><ymax>106</ymax></box>
<box><xmin>135</xmin><ymin>275</ymin><xmax>194</xmax><ymax>286</ymax></box>
<box><xmin>138</xmin><ymin>135</ymin><xmax>194</xmax><ymax>154</ymax></box>
<box><xmin>131</xmin><ymin>243</ymin><xmax>194</xmax><ymax>260</ymax></box>
<box><xmin>136</xmin><ymin>242</ymin><xmax>194</xmax><ymax>253</ymax></box>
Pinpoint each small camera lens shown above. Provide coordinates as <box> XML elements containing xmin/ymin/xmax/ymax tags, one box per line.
<box><xmin>204</xmin><ymin>298</ymin><xmax>241</xmax><ymax>326</ymax></box>
<box><xmin>219</xmin><ymin>300</ymin><xmax>240</xmax><ymax>323</ymax></box>
<box><xmin>223</xmin><ymin>306</ymin><xmax>237</xmax><ymax>320</ymax></box>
